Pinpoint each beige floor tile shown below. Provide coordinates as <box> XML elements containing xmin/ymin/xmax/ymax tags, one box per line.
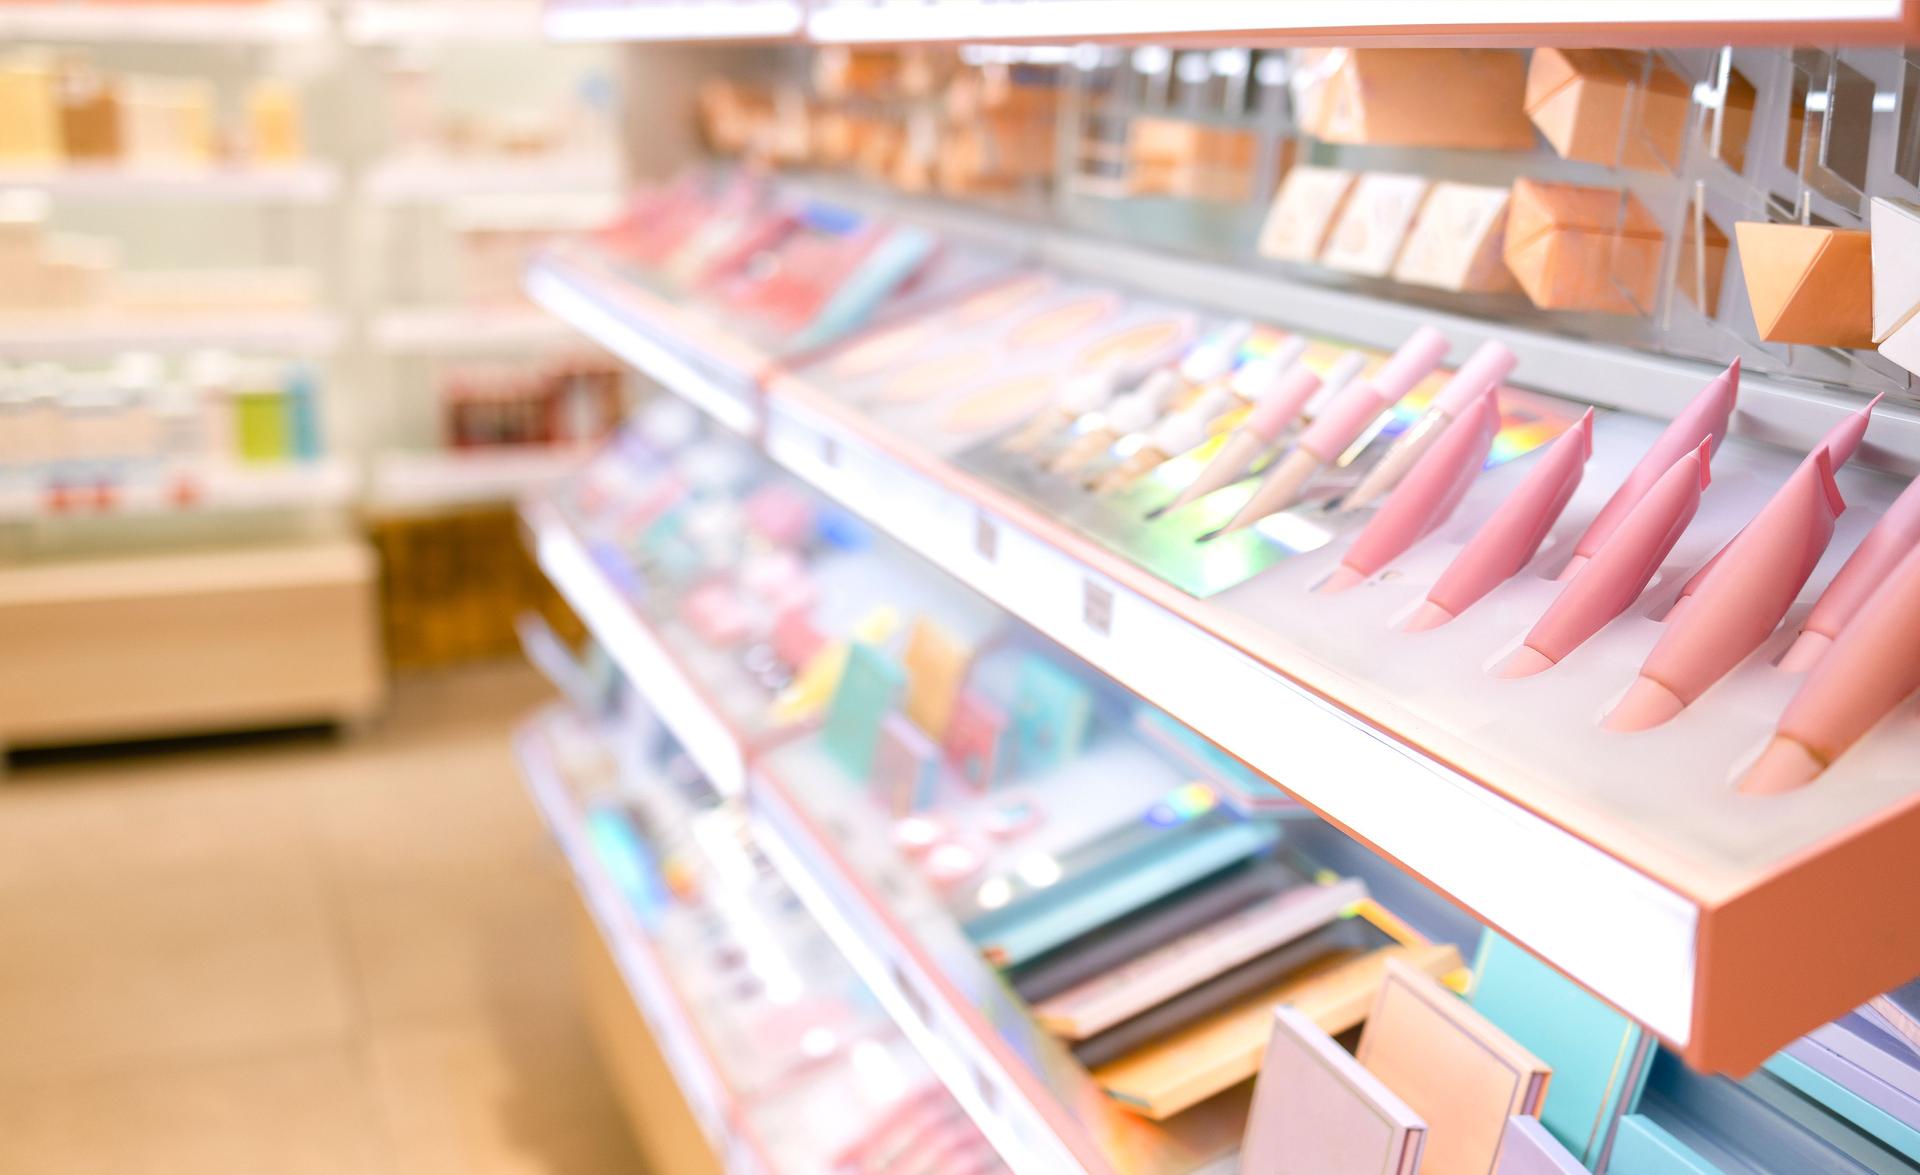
<box><xmin>0</xmin><ymin>1042</ymin><xmax>390</xmax><ymax>1175</ymax></box>
<box><xmin>366</xmin><ymin>1019</ymin><xmax>644</xmax><ymax>1175</ymax></box>
<box><xmin>0</xmin><ymin>861</ymin><xmax>359</xmax><ymax>1085</ymax></box>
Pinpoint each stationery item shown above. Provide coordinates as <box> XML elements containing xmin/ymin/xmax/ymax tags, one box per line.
<box><xmin>1127</xmin><ymin>119</ymin><xmax>1259</xmax><ymax>202</ymax></box>
<box><xmin>1223</xmin><ymin>327</ymin><xmax>1450</xmax><ymax>531</ymax></box>
<box><xmin>743</xmin><ymin>483</ymin><xmax>814</xmax><ymax>546</ymax></box>
<box><xmin>1774</xmin><ymin>470</ymin><xmax>1912</xmax><ymax>671</ymax></box>
<box><xmin>999</xmin><ymin>368</ymin><xmax>1120</xmax><ymax>453</ymax></box>
<box><xmin>1871</xmin><ymin>982</ymin><xmax>1920</xmax><ymax>1057</ymax></box>
<box><xmin>1559</xmin><ymin>360</ymin><xmax>1738</xmax><ymax>580</ymax></box>
<box><xmin>872</xmin><ymin>712</ymin><xmax>943</xmax><ymax>816</ymax></box>
<box><xmin>1469</xmin><ymin>933</ymin><xmax>1654</xmax><ymax>1165</ymax></box>
<box><xmin>901</xmin><ymin>618</ymin><xmax>970</xmax><ymax>739</ymax></box>
<box><xmin>1607</xmin><ymin>1115</ymin><xmax>1720</xmax><ymax>1174</ymax></box>
<box><xmin>1295</xmin><ymin>48</ymin><xmax>1537</xmax><ymax>151</ymax></box>
<box><xmin>964</xmin><ymin>817</ymin><xmax>1279</xmax><ymax>968</ymax></box>
<box><xmin>1739</xmin><ymin>542</ymin><xmax>1920</xmax><ymax>794</ymax></box>
<box><xmin>1504</xmin><ymin>178</ymin><xmax>1664</xmax><ymax>315</ymax></box>
<box><xmin>1525</xmin><ymin>49</ymin><xmax>1692</xmax><ymax>171</ymax></box>
<box><xmin>1008</xmin><ymin>858</ymin><xmax>1304</xmax><ymax>1003</ymax></box>
<box><xmin>1606</xmin><ymin>449</ymin><xmax>1846</xmax><ymax>731</ymax></box>
<box><xmin>1321</xmin><ymin>395</ymin><xmax>1501</xmax><ymax>593</ymax></box>
<box><xmin>1494</xmin><ymin>440</ymin><xmax>1711</xmax><ymax>678</ymax></box>
<box><xmin>1343</xmin><ymin>339</ymin><xmax>1517</xmax><ymax>512</ymax></box>
<box><xmin>943</xmin><ymin>688</ymin><xmax>1008</xmax><ymax>792</ymax></box>
<box><xmin>1008</xmin><ymin>655</ymin><xmax>1094</xmax><ymax>774</ymax></box>
<box><xmin>1095</xmin><ymin>939</ymin><xmax>1464</xmax><ymax>1121</ymax></box>
<box><xmin>1322</xmin><ymin>172</ymin><xmax>1434</xmax><ymax>278</ymax></box>
<box><xmin>1159</xmin><ymin>362</ymin><xmax>1322</xmax><ymax>513</ymax></box>
<box><xmin>771</xmin><ymin>606</ymin><xmax>827</xmax><ymax>671</ymax></box>
<box><xmin>793</xmin><ymin>225</ymin><xmax>936</xmax><ymax>350</ymax></box>
<box><xmin>1737</xmin><ymin>222</ymin><xmax>1875</xmax><ymax>349</ymax></box>
<box><xmin>1407</xmin><ymin>409</ymin><xmax>1594</xmax><ymax>632</ymax></box>
<box><xmin>1394</xmin><ymin>181</ymin><xmax>1519</xmax><ymax>293</ymax></box>
<box><xmin>1259</xmin><ymin>166</ymin><xmax>1358</xmax><ymax>262</ymax></box>
<box><xmin>1873</xmin><ymin>198</ymin><xmax>1920</xmax><ymax>373</ymax></box>
<box><xmin>821</xmin><ymin>642</ymin><xmax>906</xmax><ymax>778</ymax></box>
<box><xmin>1242</xmin><ymin>1005</ymin><xmax>1429</xmax><ymax>1175</ymax></box>
<box><xmin>681</xmin><ymin>581</ymin><xmax>752</xmax><ymax>647</ymax></box>
<box><xmin>1357</xmin><ymin>959</ymin><xmax>1551</xmax><ymax>1175</ymax></box>
<box><xmin>1170</xmin><ymin>320</ymin><xmax>1256</xmax><ymax>407</ymax></box>
<box><xmin>1049</xmin><ymin>369</ymin><xmax>1181</xmax><ymax>474</ymax></box>
<box><xmin>1495</xmin><ymin>1116</ymin><xmax>1588</xmax><ymax>1174</ymax></box>
<box><xmin>1090</xmin><ymin>387</ymin><xmax>1238</xmax><ymax>493</ymax></box>
<box><xmin>1037</xmin><ymin>877</ymin><xmax>1369</xmax><ymax>1040</ymax></box>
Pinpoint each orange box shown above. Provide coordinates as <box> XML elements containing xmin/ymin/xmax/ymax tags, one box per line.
<box><xmin>1296</xmin><ymin>48</ymin><xmax>1537</xmax><ymax>152</ymax></box>
<box><xmin>1526</xmin><ymin>48</ymin><xmax>1693</xmax><ymax>172</ymax></box>
<box><xmin>1504</xmin><ymin>178</ymin><xmax>1664</xmax><ymax>315</ymax></box>
<box><xmin>1736</xmin><ymin>222</ymin><xmax>1875</xmax><ymax>349</ymax></box>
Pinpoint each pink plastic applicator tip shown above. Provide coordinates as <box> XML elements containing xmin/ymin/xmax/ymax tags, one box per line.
<box><xmin>1603</xmin><ymin>675</ymin><xmax>1687</xmax><ymax>732</ymax></box>
<box><xmin>1776</xmin><ymin>630</ymin><xmax>1833</xmax><ymax>674</ymax></box>
<box><xmin>1400</xmin><ymin>601</ymin><xmax>1456</xmax><ymax>632</ymax></box>
<box><xmin>1555</xmin><ymin>553</ymin><xmax>1590</xmax><ymax>582</ymax></box>
<box><xmin>1491</xmin><ymin>645</ymin><xmax>1556</xmax><ymax>679</ymax></box>
<box><xmin>1317</xmin><ymin>565</ymin><xmax>1369</xmax><ymax>595</ymax></box>
<box><xmin>1739</xmin><ymin>736</ymin><xmax>1825</xmax><ymax>796</ymax></box>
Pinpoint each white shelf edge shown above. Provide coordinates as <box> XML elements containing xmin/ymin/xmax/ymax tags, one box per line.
<box><xmin>0</xmin><ymin>457</ymin><xmax>354</xmax><ymax>520</ymax></box>
<box><xmin>527</xmin><ymin>507</ymin><xmax>749</xmax><ymax>798</ymax></box>
<box><xmin>0</xmin><ymin>1</ymin><xmax>328</xmax><ymax>42</ymax></box>
<box><xmin>545</xmin><ymin>0</ymin><xmax>802</xmax><ymax>42</ymax></box>
<box><xmin>345</xmin><ymin>0</ymin><xmax>543</xmax><ymax>42</ymax></box>
<box><xmin>512</xmin><ymin>716</ymin><xmax>741</xmax><ymax>1160</ymax></box>
<box><xmin>0</xmin><ymin>163</ymin><xmax>339</xmax><ymax>203</ymax></box>
<box><xmin>749</xmin><ymin>781</ymin><xmax>1091</xmax><ymax>1175</ymax></box>
<box><xmin>0</xmin><ymin>312</ymin><xmax>341</xmax><ymax>358</ymax></box>
<box><xmin>369</xmin><ymin>306</ymin><xmax>578</xmax><ymax>354</ymax></box>
<box><xmin>369</xmin><ymin>447</ymin><xmax>588</xmax><ymax>511</ymax></box>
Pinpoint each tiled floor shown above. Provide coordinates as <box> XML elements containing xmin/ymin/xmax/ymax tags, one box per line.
<box><xmin>0</xmin><ymin>662</ymin><xmax>647</xmax><ymax>1175</ymax></box>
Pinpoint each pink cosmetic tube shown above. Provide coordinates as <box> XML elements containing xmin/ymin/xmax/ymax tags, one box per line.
<box><xmin>1559</xmin><ymin>359</ymin><xmax>1739</xmax><ymax>580</ymax></box>
<box><xmin>1779</xmin><ymin>474</ymin><xmax>1920</xmax><ymax>671</ymax></box>
<box><xmin>1493</xmin><ymin>439</ymin><xmax>1710</xmax><ymax>678</ymax></box>
<box><xmin>1668</xmin><ymin>393</ymin><xmax>1881</xmax><ymax>617</ymax></box>
<box><xmin>1604</xmin><ymin>448</ymin><xmax>1846</xmax><ymax>731</ymax></box>
<box><xmin>1320</xmin><ymin>395</ymin><xmax>1501</xmax><ymax>594</ymax></box>
<box><xmin>1162</xmin><ymin>364</ymin><xmax>1323</xmax><ymax>513</ymax></box>
<box><xmin>1342</xmin><ymin>339</ymin><xmax>1518</xmax><ymax>512</ymax></box>
<box><xmin>1741</xmin><ymin>543</ymin><xmax>1920</xmax><ymax>795</ymax></box>
<box><xmin>1406</xmin><ymin>408</ymin><xmax>1594</xmax><ymax>632</ymax></box>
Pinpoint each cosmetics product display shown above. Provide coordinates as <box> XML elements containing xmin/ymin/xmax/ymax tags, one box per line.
<box><xmin>499</xmin><ymin>27</ymin><xmax>1920</xmax><ymax>1175</ymax></box>
<box><xmin>439</xmin><ymin>354</ymin><xmax>625</xmax><ymax>450</ymax></box>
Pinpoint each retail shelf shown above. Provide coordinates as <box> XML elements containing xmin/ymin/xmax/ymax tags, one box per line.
<box><xmin>369</xmin><ymin>305</ymin><xmax>578</xmax><ymax>354</ymax></box>
<box><xmin>344</xmin><ymin>0</ymin><xmax>542</xmax><ymax>42</ymax></box>
<box><xmin>522</xmin><ymin>500</ymin><xmax>751</xmax><ymax>798</ymax></box>
<box><xmin>364</xmin><ymin>154</ymin><xmax>622</xmax><ymax>204</ymax></box>
<box><xmin>545</xmin><ymin>0</ymin><xmax>803</xmax><ymax>42</ymax></box>
<box><xmin>512</xmin><ymin>712</ymin><xmax>750</xmax><ymax>1166</ymax></box>
<box><xmin>800</xmin><ymin>0</ymin><xmax>1919</xmax><ymax>46</ymax></box>
<box><xmin>367</xmin><ymin>446</ymin><xmax>589</xmax><ymax>512</ymax></box>
<box><xmin>526</xmin><ymin>238</ymin><xmax>1920</xmax><ymax>1074</ymax></box>
<box><xmin>0</xmin><ymin>458</ymin><xmax>354</xmax><ymax>521</ymax></box>
<box><xmin>0</xmin><ymin>163</ymin><xmax>339</xmax><ymax>203</ymax></box>
<box><xmin>0</xmin><ymin>312</ymin><xmax>341</xmax><ymax>359</ymax></box>
<box><xmin>0</xmin><ymin>1</ymin><xmax>328</xmax><ymax>42</ymax></box>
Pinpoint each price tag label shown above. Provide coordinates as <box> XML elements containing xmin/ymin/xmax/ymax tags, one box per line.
<box><xmin>1083</xmin><ymin>579</ymin><xmax>1114</xmax><ymax>637</ymax></box>
<box><xmin>973</xmin><ymin>512</ymin><xmax>999</xmax><ymax>562</ymax></box>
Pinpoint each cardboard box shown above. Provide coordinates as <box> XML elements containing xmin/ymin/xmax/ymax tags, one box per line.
<box><xmin>1504</xmin><ymin>178</ymin><xmax>1664</xmax><ymax>315</ymax></box>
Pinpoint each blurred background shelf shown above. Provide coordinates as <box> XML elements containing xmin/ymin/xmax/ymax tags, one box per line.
<box><xmin>0</xmin><ymin>162</ymin><xmax>341</xmax><ymax>203</ymax></box>
<box><xmin>367</xmin><ymin>446</ymin><xmax>590</xmax><ymax>513</ymax></box>
<box><xmin>0</xmin><ymin>313</ymin><xmax>343</xmax><ymax>358</ymax></box>
<box><xmin>0</xmin><ymin>458</ymin><xmax>355</xmax><ymax>521</ymax></box>
<box><xmin>364</xmin><ymin>154</ymin><xmax>624</xmax><ymax>204</ymax></box>
<box><xmin>369</xmin><ymin>305</ymin><xmax>579</xmax><ymax>354</ymax></box>
<box><xmin>344</xmin><ymin>0</ymin><xmax>546</xmax><ymax>43</ymax></box>
<box><xmin>0</xmin><ymin>1</ymin><xmax>329</xmax><ymax>43</ymax></box>
<box><xmin>545</xmin><ymin>0</ymin><xmax>804</xmax><ymax>42</ymax></box>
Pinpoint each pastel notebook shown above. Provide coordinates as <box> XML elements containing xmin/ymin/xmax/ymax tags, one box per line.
<box><xmin>1468</xmin><ymin>931</ymin><xmax>1653</xmax><ymax>1165</ymax></box>
<box><xmin>901</xmin><ymin>617</ymin><xmax>971</xmax><ymax>740</ymax></box>
<box><xmin>871</xmin><ymin>712</ymin><xmax>942</xmax><ymax>817</ymax></box>
<box><xmin>821</xmin><ymin>642</ymin><xmax>905</xmax><ymax>780</ymax></box>
<box><xmin>942</xmin><ymin>688</ymin><xmax>1009</xmax><ymax>792</ymax></box>
<box><xmin>1242</xmin><ymin>1005</ymin><xmax>1427</xmax><ymax>1175</ymax></box>
<box><xmin>1008</xmin><ymin>858</ymin><xmax>1303</xmax><ymax>1004</ymax></box>
<box><xmin>1357</xmin><ymin>958</ymin><xmax>1551</xmax><ymax>1175</ymax></box>
<box><xmin>1606</xmin><ymin>1114</ymin><xmax>1721</xmax><ymax>1174</ymax></box>
<box><xmin>1008</xmin><ymin>655</ymin><xmax>1093</xmax><ymax>776</ymax></box>
<box><xmin>1495</xmin><ymin>1116</ymin><xmax>1586</xmax><ymax>1174</ymax></box>
<box><xmin>1037</xmin><ymin>876</ymin><xmax>1369</xmax><ymax>1040</ymax></box>
<box><xmin>1094</xmin><ymin>940</ymin><xmax>1464</xmax><ymax>1121</ymax></box>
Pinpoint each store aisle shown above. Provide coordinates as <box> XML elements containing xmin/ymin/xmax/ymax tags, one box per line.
<box><xmin>0</xmin><ymin>663</ymin><xmax>646</xmax><ymax>1175</ymax></box>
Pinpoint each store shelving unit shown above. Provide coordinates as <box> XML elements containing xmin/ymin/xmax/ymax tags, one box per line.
<box><xmin>344</xmin><ymin>0</ymin><xmax>546</xmax><ymax>44</ymax></box>
<box><xmin>0</xmin><ymin>459</ymin><xmax>355</xmax><ymax>522</ymax></box>
<box><xmin>545</xmin><ymin>0</ymin><xmax>805</xmax><ymax>43</ymax></box>
<box><xmin>364</xmin><ymin>155</ymin><xmax>623</xmax><ymax>204</ymax></box>
<box><xmin>367</xmin><ymin>446</ymin><xmax>589</xmax><ymax>511</ymax></box>
<box><xmin>0</xmin><ymin>1</ymin><xmax>328</xmax><ymax>43</ymax></box>
<box><xmin>0</xmin><ymin>313</ymin><xmax>342</xmax><ymax>360</ymax></box>
<box><xmin>0</xmin><ymin>163</ymin><xmax>340</xmax><ymax>204</ymax></box>
<box><xmin>368</xmin><ymin>305</ymin><xmax>580</xmax><ymax>354</ymax></box>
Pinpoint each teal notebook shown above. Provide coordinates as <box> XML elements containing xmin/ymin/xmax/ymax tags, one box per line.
<box><xmin>821</xmin><ymin>642</ymin><xmax>905</xmax><ymax>780</ymax></box>
<box><xmin>1469</xmin><ymin>932</ymin><xmax>1655</xmax><ymax>1166</ymax></box>
<box><xmin>1608</xmin><ymin>1115</ymin><xmax>1721</xmax><ymax>1174</ymax></box>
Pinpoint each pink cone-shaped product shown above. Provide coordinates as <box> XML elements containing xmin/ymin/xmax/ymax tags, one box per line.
<box><xmin>1741</xmin><ymin>543</ymin><xmax>1920</xmax><ymax>794</ymax></box>
<box><xmin>1219</xmin><ymin>330</ymin><xmax>1449</xmax><ymax>533</ymax></box>
<box><xmin>1319</xmin><ymin>395</ymin><xmax>1501</xmax><ymax>594</ymax></box>
<box><xmin>1779</xmin><ymin>475</ymin><xmax>1920</xmax><ymax>671</ymax></box>
<box><xmin>1559</xmin><ymin>359</ymin><xmax>1739</xmax><ymax>580</ymax></box>
<box><xmin>1343</xmin><ymin>340</ymin><xmax>1518</xmax><ymax>512</ymax></box>
<box><xmin>1493</xmin><ymin>439</ymin><xmax>1711</xmax><ymax>678</ymax></box>
<box><xmin>1406</xmin><ymin>408</ymin><xmax>1594</xmax><ymax>632</ymax></box>
<box><xmin>1669</xmin><ymin>394</ymin><xmax>1881</xmax><ymax>616</ymax></box>
<box><xmin>1604</xmin><ymin>448</ymin><xmax>1846</xmax><ymax>731</ymax></box>
<box><xmin>1162</xmin><ymin>364</ymin><xmax>1323</xmax><ymax>512</ymax></box>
